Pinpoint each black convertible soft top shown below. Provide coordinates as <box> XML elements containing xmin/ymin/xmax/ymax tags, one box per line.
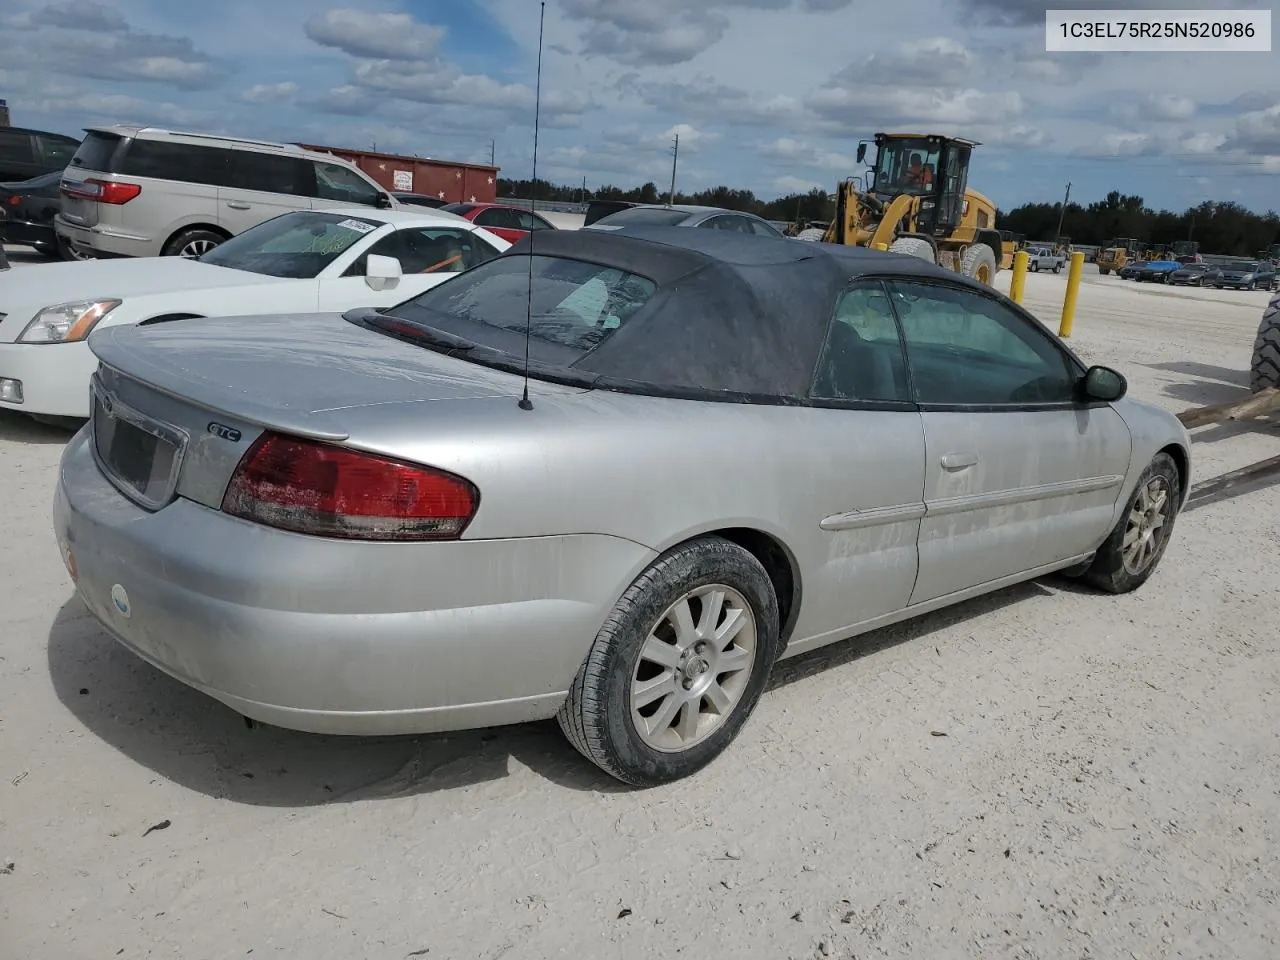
<box><xmin>500</xmin><ymin>225</ymin><xmax>979</xmax><ymax>403</ymax></box>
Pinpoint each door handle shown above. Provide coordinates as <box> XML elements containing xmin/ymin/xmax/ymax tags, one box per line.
<box><xmin>941</xmin><ymin>453</ymin><xmax>978</xmax><ymax>470</ymax></box>
<box><xmin>225</xmin><ymin>201</ymin><xmax>250</xmax><ymax>210</ymax></box>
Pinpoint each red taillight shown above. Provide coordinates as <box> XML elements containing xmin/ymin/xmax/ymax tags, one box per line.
<box><xmin>221</xmin><ymin>433</ymin><xmax>479</xmax><ymax>541</ymax></box>
<box><xmin>60</xmin><ymin>178</ymin><xmax>141</xmax><ymax>204</ymax></box>
<box><xmin>6</xmin><ymin>194</ymin><xmax>19</xmax><ymax>206</ymax></box>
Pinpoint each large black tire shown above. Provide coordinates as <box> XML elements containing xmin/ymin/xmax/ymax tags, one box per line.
<box><xmin>960</xmin><ymin>243</ymin><xmax>998</xmax><ymax>286</ymax></box>
<box><xmin>1099</xmin><ymin>267</ymin><xmax>1110</xmax><ymax>276</ymax></box>
<box><xmin>557</xmin><ymin>537</ymin><xmax>781</xmax><ymax>786</ymax></box>
<box><xmin>1084</xmin><ymin>453</ymin><xmax>1181</xmax><ymax>594</ymax></box>
<box><xmin>162</xmin><ymin>228</ymin><xmax>226</xmax><ymax>258</ymax></box>
<box><xmin>888</xmin><ymin>236</ymin><xmax>935</xmax><ymax>263</ymax></box>
<box><xmin>1250</xmin><ymin>290</ymin><xmax>1280</xmax><ymax>392</ymax></box>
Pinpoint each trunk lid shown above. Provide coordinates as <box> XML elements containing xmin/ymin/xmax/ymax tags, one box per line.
<box><xmin>87</xmin><ymin>311</ymin><xmax>580</xmax><ymax>512</ymax></box>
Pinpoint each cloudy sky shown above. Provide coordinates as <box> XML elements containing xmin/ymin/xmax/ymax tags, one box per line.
<box><xmin>1</xmin><ymin>0</ymin><xmax>1277</xmax><ymax>212</ymax></box>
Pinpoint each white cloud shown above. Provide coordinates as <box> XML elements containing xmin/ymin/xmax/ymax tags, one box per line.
<box><xmin>774</xmin><ymin>175</ymin><xmax>823</xmax><ymax>193</ymax></box>
<box><xmin>240</xmin><ymin>82</ymin><xmax>299</xmax><ymax>104</ymax></box>
<box><xmin>304</xmin><ymin>9</ymin><xmax>444</xmax><ymax>60</ymax></box>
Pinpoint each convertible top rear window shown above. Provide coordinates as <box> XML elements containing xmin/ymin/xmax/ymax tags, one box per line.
<box><xmin>387</xmin><ymin>254</ymin><xmax>657</xmax><ymax>353</ymax></box>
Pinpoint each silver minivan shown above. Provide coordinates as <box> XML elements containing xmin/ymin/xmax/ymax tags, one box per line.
<box><xmin>55</xmin><ymin>126</ymin><xmax>399</xmax><ymax>258</ymax></box>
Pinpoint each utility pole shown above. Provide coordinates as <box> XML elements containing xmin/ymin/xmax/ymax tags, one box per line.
<box><xmin>490</xmin><ymin>139</ymin><xmax>495</xmax><ymax>166</ymax></box>
<box><xmin>668</xmin><ymin>133</ymin><xmax>679</xmax><ymax>206</ymax></box>
<box><xmin>1054</xmin><ymin>181</ymin><xmax>1071</xmax><ymax>243</ymax></box>
<box><xmin>581</xmin><ymin>175</ymin><xmax>587</xmax><ymax>204</ymax></box>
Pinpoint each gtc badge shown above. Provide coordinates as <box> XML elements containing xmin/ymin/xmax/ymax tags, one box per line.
<box><xmin>207</xmin><ymin>422</ymin><xmax>241</xmax><ymax>442</ymax></box>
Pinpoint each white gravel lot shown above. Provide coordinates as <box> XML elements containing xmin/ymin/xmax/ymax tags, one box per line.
<box><xmin>1</xmin><ymin>245</ymin><xmax>1278</xmax><ymax>960</ymax></box>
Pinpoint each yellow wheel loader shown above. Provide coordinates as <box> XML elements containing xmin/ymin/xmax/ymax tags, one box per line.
<box><xmin>1096</xmin><ymin>238</ymin><xmax>1144</xmax><ymax>275</ymax></box>
<box><xmin>819</xmin><ymin>133</ymin><xmax>1005</xmax><ymax>287</ymax></box>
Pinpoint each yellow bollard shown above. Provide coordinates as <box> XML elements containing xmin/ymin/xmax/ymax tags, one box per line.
<box><xmin>872</xmin><ymin>242</ymin><xmax>889</xmax><ymax>251</ymax></box>
<box><xmin>1058</xmin><ymin>251</ymin><xmax>1085</xmax><ymax>338</ymax></box>
<box><xmin>1009</xmin><ymin>250</ymin><xmax>1029</xmax><ymax>303</ymax></box>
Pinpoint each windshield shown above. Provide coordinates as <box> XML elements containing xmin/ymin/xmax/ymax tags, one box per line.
<box><xmin>873</xmin><ymin>139</ymin><xmax>941</xmax><ymax>196</ymax></box>
<box><xmin>198</xmin><ymin>211</ymin><xmax>383</xmax><ymax>278</ymax></box>
<box><xmin>593</xmin><ymin>207</ymin><xmax>689</xmax><ymax>227</ymax></box>
<box><xmin>386</xmin><ymin>254</ymin><xmax>657</xmax><ymax>354</ymax></box>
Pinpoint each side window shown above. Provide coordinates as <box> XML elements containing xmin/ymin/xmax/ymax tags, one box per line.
<box><xmin>885</xmin><ymin>279</ymin><xmax>1077</xmax><ymax>405</ymax></box>
<box><xmin>36</xmin><ymin>135</ymin><xmax>78</xmax><ymax>168</ymax></box>
<box><xmin>118</xmin><ymin>141</ymin><xmax>235</xmax><ymax>186</ymax></box>
<box><xmin>0</xmin><ymin>130</ymin><xmax>35</xmax><ymax>164</ymax></box>
<box><xmin>231</xmin><ymin>152</ymin><xmax>313</xmax><ymax>195</ymax></box>
<box><xmin>810</xmin><ymin>282</ymin><xmax>911</xmax><ymax>403</ymax></box>
<box><xmin>747</xmin><ymin>218</ymin><xmax>779</xmax><ymax>237</ymax></box>
<box><xmin>345</xmin><ymin>228</ymin><xmax>499</xmax><ymax>276</ymax></box>
<box><xmin>313</xmin><ymin>161</ymin><xmax>380</xmax><ymax>205</ymax></box>
<box><xmin>511</xmin><ymin>210</ymin><xmax>551</xmax><ymax>231</ymax></box>
<box><xmin>343</xmin><ymin>231</ymin><xmax>405</xmax><ymax>277</ymax></box>
<box><xmin>473</xmin><ymin>207</ymin><xmax>513</xmax><ymax>229</ymax></box>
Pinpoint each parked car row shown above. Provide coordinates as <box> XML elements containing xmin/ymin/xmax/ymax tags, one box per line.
<box><xmin>1116</xmin><ymin>257</ymin><xmax>1277</xmax><ymax>290</ymax></box>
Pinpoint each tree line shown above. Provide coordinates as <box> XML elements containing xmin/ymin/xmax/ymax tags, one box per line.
<box><xmin>498</xmin><ymin>178</ymin><xmax>1280</xmax><ymax>258</ymax></box>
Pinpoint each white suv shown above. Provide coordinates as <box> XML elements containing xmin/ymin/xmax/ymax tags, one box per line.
<box><xmin>54</xmin><ymin>126</ymin><xmax>399</xmax><ymax>258</ymax></box>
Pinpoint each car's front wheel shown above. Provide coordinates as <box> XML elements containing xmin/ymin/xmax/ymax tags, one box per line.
<box><xmin>1084</xmin><ymin>453</ymin><xmax>1181</xmax><ymax>594</ymax></box>
<box><xmin>558</xmin><ymin>536</ymin><xmax>781</xmax><ymax>786</ymax></box>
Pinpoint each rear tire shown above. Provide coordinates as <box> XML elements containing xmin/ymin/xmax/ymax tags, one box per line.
<box><xmin>1099</xmin><ymin>267</ymin><xmax>1110</xmax><ymax>276</ymax></box>
<box><xmin>1250</xmin><ymin>289</ymin><xmax>1280</xmax><ymax>392</ymax></box>
<box><xmin>959</xmin><ymin>243</ymin><xmax>998</xmax><ymax>286</ymax></box>
<box><xmin>557</xmin><ymin>536</ymin><xmax>781</xmax><ymax>786</ymax></box>
<box><xmin>1084</xmin><ymin>453</ymin><xmax>1181</xmax><ymax>594</ymax></box>
<box><xmin>888</xmin><ymin>236</ymin><xmax>935</xmax><ymax>264</ymax></box>
<box><xmin>162</xmin><ymin>228</ymin><xmax>226</xmax><ymax>258</ymax></box>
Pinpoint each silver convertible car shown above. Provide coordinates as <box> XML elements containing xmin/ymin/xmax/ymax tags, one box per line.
<box><xmin>53</xmin><ymin>226</ymin><xmax>1191</xmax><ymax>786</ymax></box>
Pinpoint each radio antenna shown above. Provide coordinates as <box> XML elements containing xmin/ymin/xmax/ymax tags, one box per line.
<box><xmin>518</xmin><ymin>1</ymin><xmax>546</xmax><ymax>412</ymax></box>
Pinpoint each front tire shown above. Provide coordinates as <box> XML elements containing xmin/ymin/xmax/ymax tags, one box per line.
<box><xmin>960</xmin><ymin>243</ymin><xmax>998</xmax><ymax>286</ymax></box>
<box><xmin>1084</xmin><ymin>453</ymin><xmax>1181</xmax><ymax>594</ymax></box>
<box><xmin>888</xmin><ymin>236</ymin><xmax>935</xmax><ymax>263</ymax></box>
<box><xmin>557</xmin><ymin>537</ymin><xmax>781</xmax><ymax>786</ymax></box>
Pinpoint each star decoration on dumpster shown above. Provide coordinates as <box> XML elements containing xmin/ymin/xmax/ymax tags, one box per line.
<box><xmin>469</xmin><ymin>195</ymin><xmax>476</xmax><ymax>202</ymax></box>
<box><xmin>487</xmin><ymin>177</ymin><xmax>494</xmax><ymax>185</ymax></box>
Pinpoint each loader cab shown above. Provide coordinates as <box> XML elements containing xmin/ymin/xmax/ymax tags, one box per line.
<box><xmin>862</xmin><ymin>133</ymin><xmax>977</xmax><ymax>236</ymax></box>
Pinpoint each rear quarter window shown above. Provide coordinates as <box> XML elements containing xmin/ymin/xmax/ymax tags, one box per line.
<box><xmin>68</xmin><ymin>132</ymin><xmax>124</xmax><ymax>171</ymax></box>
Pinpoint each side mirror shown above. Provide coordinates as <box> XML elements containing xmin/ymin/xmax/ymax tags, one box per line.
<box><xmin>1082</xmin><ymin>365</ymin><xmax>1127</xmax><ymax>402</ymax></box>
<box><xmin>365</xmin><ymin>254</ymin><xmax>402</xmax><ymax>291</ymax></box>
<box><xmin>856</xmin><ymin>143</ymin><xmax>867</xmax><ymax>164</ymax></box>
<box><xmin>375</xmin><ymin>192</ymin><xmax>393</xmax><ymax>209</ymax></box>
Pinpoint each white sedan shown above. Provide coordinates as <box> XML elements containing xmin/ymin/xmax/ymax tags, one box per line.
<box><xmin>0</xmin><ymin>207</ymin><xmax>509</xmax><ymax>421</ymax></box>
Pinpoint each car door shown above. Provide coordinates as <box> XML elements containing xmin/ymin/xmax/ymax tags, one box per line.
<box><xmin>311</xmin><ymin>158</ymin><xmax>385</xmax><ymax>211</ymax></box>
<box><xmin>218</xmin><ymin>151</ymin><xmax>315</xmax><ymax>237</ymax></box>
<box><xmin>792</xmin><ymin>279</ymin><xmax>927</xmax><ymax>644</ymax></box>
<box><xmin>886</xmin><ymin>278</ymin><xmax>1133</xmax><ymax>605</ymax></box>
<box><xmin>321</xmin><ymin>226</ymin><xmax>503</xmax><ymax>309</ymax></box>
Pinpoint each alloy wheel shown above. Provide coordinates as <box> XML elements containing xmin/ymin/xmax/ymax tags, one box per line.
<box><xmin>180</xmin><ymin>239</ymin><xmax>217</xmax><ymax>258</ymax></box>
<box><xmin>629</xmin><ymin>584</ymin><xmax>758</xmax><ymax>753</ymax></box>
<box><xmin>1122</xmin><ymin>476</ymin><xmax>1171</xmax><ymax>575</ymax></box>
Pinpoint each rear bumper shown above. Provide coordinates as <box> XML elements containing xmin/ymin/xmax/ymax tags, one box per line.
<box><xmin>54</xmin><ymin>215</ymin><xmax>155</xmax><ymax>258</ymax></box>
<box><xmin>53</xmin><ymin>431</ymin><xmax>656</xmax><ymax>736</ymax></box>
<box><xmin>0</xmin><ymin>340</ymin><xmax>96</xmax><ymax>418</ymax></box>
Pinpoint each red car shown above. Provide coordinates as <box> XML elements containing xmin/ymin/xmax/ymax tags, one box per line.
<box><xmin>441</xmin><ymin>202</ymin><xmax>556</xmax><ymax>244</ymax></box>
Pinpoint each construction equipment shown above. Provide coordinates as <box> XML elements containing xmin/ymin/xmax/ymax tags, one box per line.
<box><xmin>817</xmin><ymin>132</ymin><xmax>1005</xmax><ymax>286</ymax></box>
<box><xmin>1097</xmin><ymin>238</ymin><xmax>1144</xmax><ymax>275</ymax></box>
<box><xmin>998</xmin><ymin>229</ymin><xmax>1025</xmax><ymax>269</ymax></box>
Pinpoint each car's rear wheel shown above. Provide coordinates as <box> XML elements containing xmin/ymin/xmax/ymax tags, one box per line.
<box><xmin>557</xmin><ymin>536</ymin><xmax>781</xmax><ymax>786</ymax></box>
<box><xmin>1084</xmin><ymin>453</ymin><xmax>1181</xmax><ymax>594</ymax></box>
<box><xmin>163</xmin><ymin>228</ymin><xmax>225</xmax><ymax>258</ymax></box>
